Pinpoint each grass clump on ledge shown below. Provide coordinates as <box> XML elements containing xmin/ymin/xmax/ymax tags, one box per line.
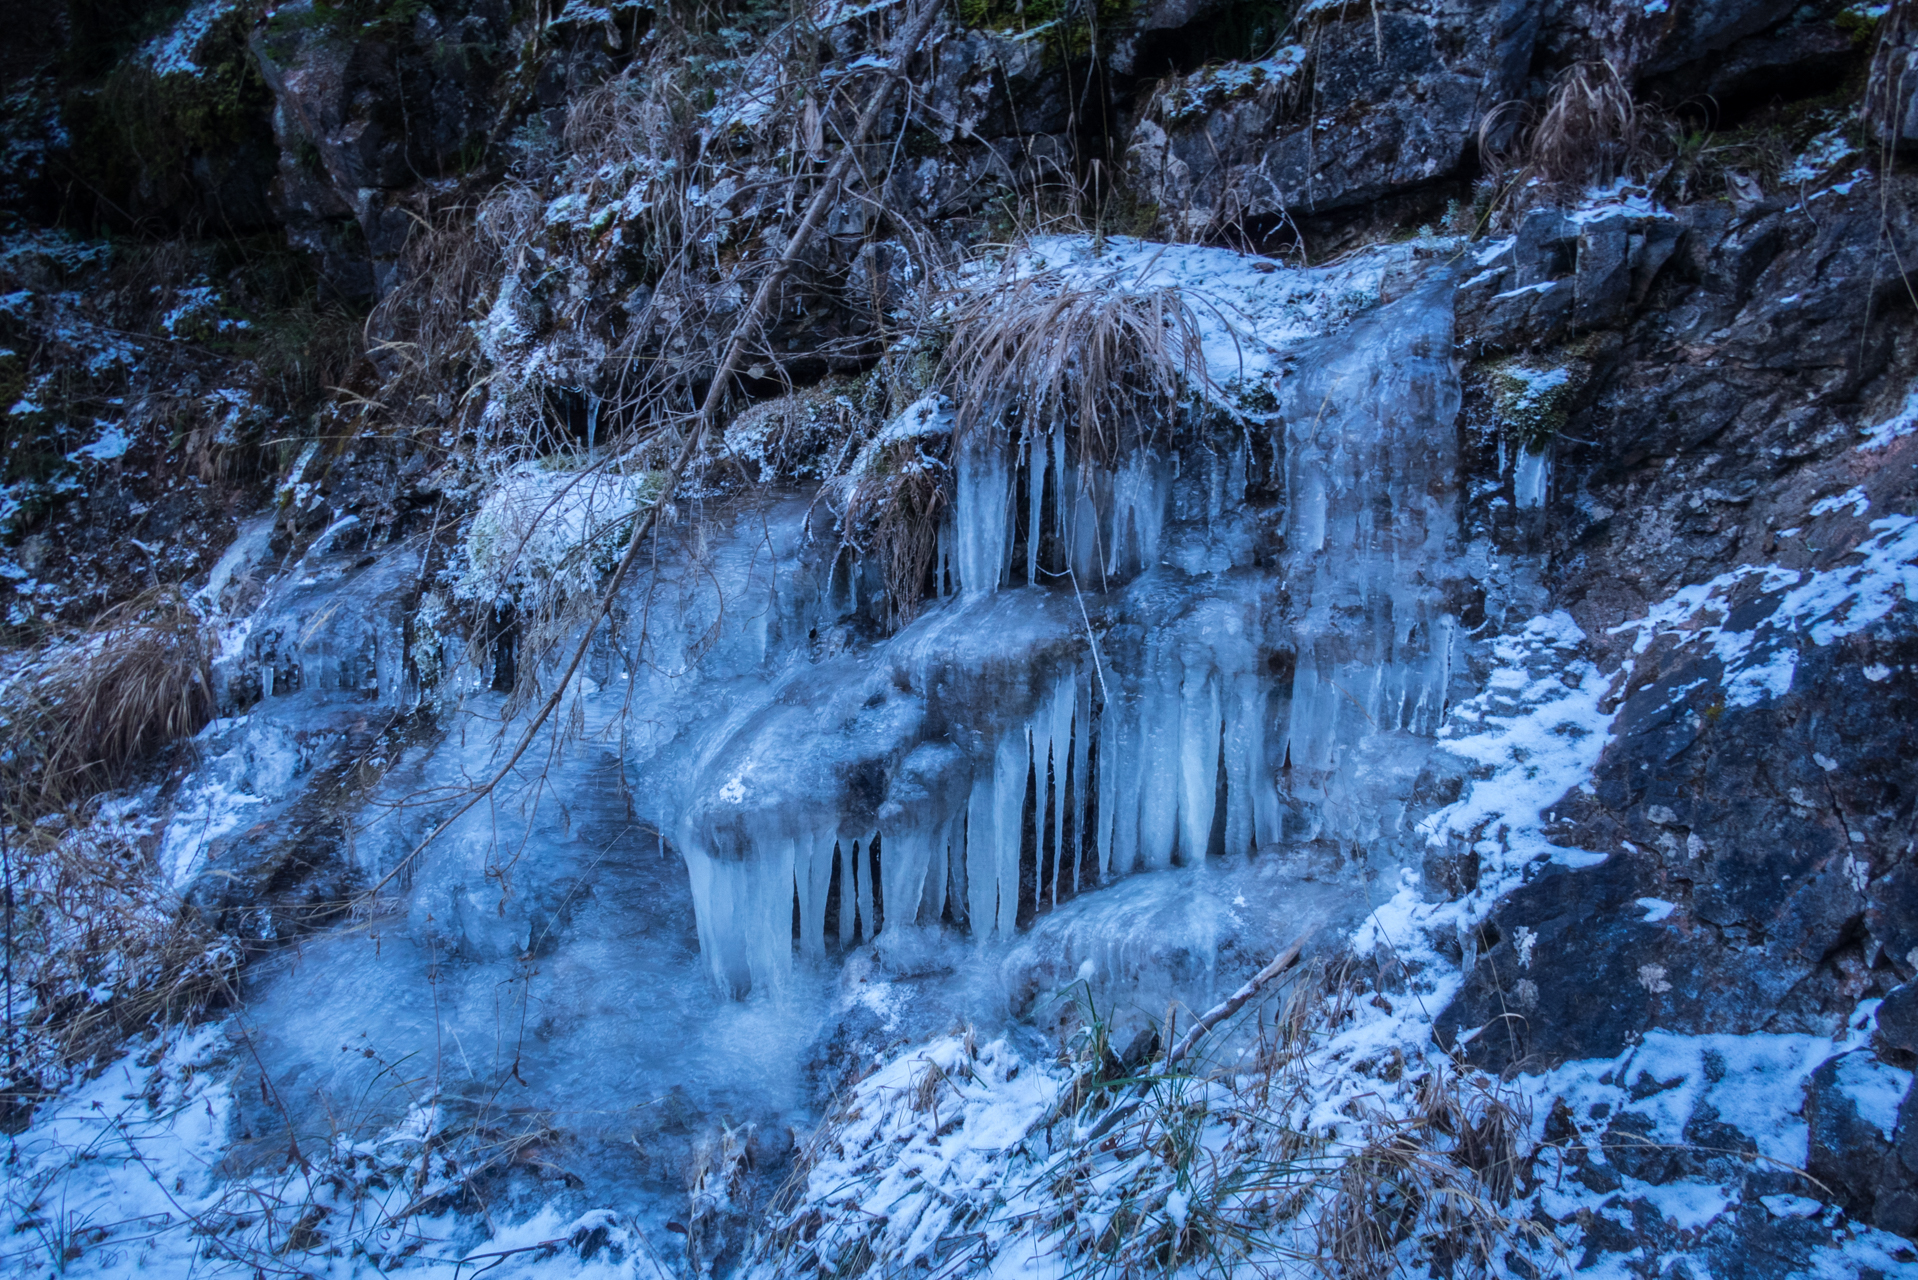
<box><xmin>2</xmin><ymin>585</ymin><xmax>216</xmax><ymax>816</ymax></box>
<box><xmin>942</xmin><ymin>267</ymin><xmax>1212</xmax><ymax>461</ymax></box>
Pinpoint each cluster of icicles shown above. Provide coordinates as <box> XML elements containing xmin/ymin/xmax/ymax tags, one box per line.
<box><xmin>679</xmin><ymin>272</ymin><xmax>1463</xmax><ymax>996</ymax></box>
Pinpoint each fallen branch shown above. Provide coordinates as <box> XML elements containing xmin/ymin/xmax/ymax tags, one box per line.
<box><xmin>360</xmin><ymin>0</ymin><xmax>948</xmax><ymax>904</ymax></box>
<box><xmin>1166</xmin><ymin>925</ymin><xmax>1315</xmax><ymax>1072</ymax></box>
<box><xmin>1079</xmin><ymin>926</ymin><xmax>1315</xmax><ymax>1144</ymax></box>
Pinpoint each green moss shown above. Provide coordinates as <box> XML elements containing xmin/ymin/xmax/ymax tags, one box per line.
<box><xmin>1834</xmin><ymin>4</ymin><xmax>1881</xmax><ymax>43</ymax></box>
<box><xmin>62</xmin><ymin>1</ymin><xmax>272</xmax><ymax>223</ymax></box>
<box><xmin>957</xmin><ymin>0</ymin><xmax>1134</xmax><ymax>61</ymax></box>
<box><xmin>1484</xmin><ymin>353</ymin><xmax>1590</xmax><ymax>450</ymax></box>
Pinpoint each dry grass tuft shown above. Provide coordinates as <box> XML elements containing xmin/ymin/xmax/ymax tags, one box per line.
<box><xmin>1480</xmin><ymin>61</ymin><xmax>1661</xmax><ymax>202</ymax></box>
<box><xmin>1317</xmin><ymin>1062</ymin><xmax>1533</xmax><ymax>1279</ymax></box>
<box><xmin>840</xmin><ymin>438</ymin><xmax>949</xmax><ymax>628</ymax></box>
<box><xmin>943</xmin><ymin>270</ymin><xmax>1211</xmax><ymax>461</ymax></box>
<box><xmin>0</xmin><ymin>822</ymin><xmax>238</xmax><ymax>1128</ymax></box>
<box><xmin>364</xmin><ymin>196</ymin><xmax>493</xmax><ymax>446</ymax></box>
<box><xmin>4</xmin><ymin>586</ymin><xmax>215</xmax><ymax>812</ymax></box>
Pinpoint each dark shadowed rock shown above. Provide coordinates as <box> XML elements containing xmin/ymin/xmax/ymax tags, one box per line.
<box><xmin>1868</xmin><ymin>2</ymin><xmax>1918</xmax><ymax>153</ymax></box>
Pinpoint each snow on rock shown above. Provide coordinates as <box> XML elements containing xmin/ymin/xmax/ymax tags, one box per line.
<box><xmin>1858</xmin><ymin>385</ymin><xmax>1918</xmax><ymax>452</ymax></box>
<box><xmin>458</xmin><ymin>459</ymin><xmax>664</xmax><ymax>603</ymax></box>
<box><xmin>1609</xmin><ymin>514</ymin><xmax>1918</xmax><ymax>709</ymax></box>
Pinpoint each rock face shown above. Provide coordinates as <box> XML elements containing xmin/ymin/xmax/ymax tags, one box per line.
<box><xmin>1439</xmin><ymin>169</ymin><xmax>1918</xmax><ymax>1068</ymax></box>
<box><xmin>249</xmin><ymin>0</ymin><xmax>522</xmax><ymax>298</ymax></box>
<box><xmin>1124</xmin><ymin>0</ymin><xmax>1534</xmax><ymax>236</ymax></box>
<box><xmin>1868</xmin><ymin>2</ymin><xmax>1918</xmax><ymax>152</ymax></box>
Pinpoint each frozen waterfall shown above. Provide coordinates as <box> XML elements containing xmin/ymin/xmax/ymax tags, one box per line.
<box><xmin>600</xmin><ymin>249</ymin><xmax>1466</xmax><ymax>996</ymax></box>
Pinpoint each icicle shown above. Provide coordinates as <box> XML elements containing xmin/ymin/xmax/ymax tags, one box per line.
<box><xmin>1135</xmin><ymin>668</ymin><xmax>1178</xmax><ymax>871</ymax></box>
<box><xmin>923</xmin><ymin>820</ymin><xmax>947</xmax><ymax>926</ymax></box>
<box><xmin>854</xmin><ymin>833</ymin><xmax>877</xmax><ymax>941</ymax></box>
<box><xmin>1514</xmin><ymin>447</ymin><xmax>1549</xmax><ymax>509</ymax></box>
<box><xmin>1068</xmin><ymin>464</ymin><xmax>1104</xmax><ymax>586</ymax></box>
<box><xmin>1223</xmin><ymin>670</ymin><xmax>1277</xmax><ymax>854</ymax></box>
<box><xmin>1047</xmin><ymin>673</ymin><xmax>1073</xmax><ymax>907</ymax></box>
<box><xmin>1072</xmin><ymin>673</ymin><xmax>1091</xmax><ymax>893</ymax></box>
<box><xmin>948</xmin><ymin>811</ymin><xmax>969</xmax><ymax>926</ymax></box>
<box><xmin>955</xmin><ymin>437</ymin><xmax>1010</xmax><ymax>595</ymax></box>
<box><xmin>1028</xmin><ymin>722</ymin><xmax>1047</xmax><ymax>912</ymax></box>
<box><xmin>965</xmin><ymin>776</ymin><xmax>997</xmax><ymax>938</ymax></box>
<box><xmin>1105</xmin><ymin>451</ymin><xmax>1171</xmax><ymax>578</ymax></box>
<box><xmin>837</xmin><ymin>839</ymin><xmax>855</xmax><ymax>943</ymax></box>
<box><xmin>1025</xmin><ymin>427</ymin><xmax>1046</xmax><ymax>588</ymax></box>
<box><xmin>794</xmin><ymin>832</ymin><xmax>835</xmax><ymax>959</ymax></box>
<box><xmin>1177</xmin><ymin>663</ymin><xmax>1222</xmax><ymax>862</ymax></box>
<box><xmin>1095</xmin><ymin>689</ymin><xmax>1120</xmax><ymax>878</ymax></box>
<box><xmin>991</xmin><ymin>729</ymin><xmax>1028</xmax><ymax>937</ymax></box>
<box><xmin>1050</xmin><ymin>421</ymin><xmax>1068</xmax><ymax>572</ymax></box>
<box><xmin>683</xmin><ymin>838</ymin><xmax>796</xmax><ymax>998</ymax></box>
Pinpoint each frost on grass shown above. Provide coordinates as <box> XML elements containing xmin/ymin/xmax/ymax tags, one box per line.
<box><xmin>748</xmin><ymin>982</ymin><xmax>1548</xmax><ymax>1280</ymax></box>
<box><xmin>2</xmin><ymin>1028</ymin><xmax>675</xmax><ymax>1279</ymax></box>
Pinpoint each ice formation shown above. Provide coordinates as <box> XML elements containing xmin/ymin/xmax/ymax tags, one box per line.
<box><xmin>463</xmin><ymin>242</ymin><xmax>1472</xmax><ymax>996</ymax></box>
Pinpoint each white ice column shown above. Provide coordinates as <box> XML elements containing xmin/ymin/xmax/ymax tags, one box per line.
<box><xmin>1277</xmin><ymin>272</ymin><xmax>1463</xmax><ymax>837</ymax></box>
<box><xmin>683</xmin><ymin>839</ymin><xmax>797</xmax><ymax>998</ymax></box>
<box><xmin>1177</xmin><ymin>663</ymin><xmax>1222</xmax><ymax>863</ymax></box>
<box><xmin>955</xmin><ymin>436</ymin><xmax>1011</xmax><ymax>595</ymax></box>
<box><xmin>793</xmin><ymin>831</ymin><xmax>837</xmax><ymax>959</ymax></box>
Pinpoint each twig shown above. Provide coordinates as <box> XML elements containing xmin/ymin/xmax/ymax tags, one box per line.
<box><xmin>1165</xmin><ymin>927</ymin><xmax>1315</xmax><ymax>1072</ymax></box>
<box><xmin>1078</xmin><ymin>927</ymin><xmax>1315</xmax><ymax>1144</ymax></box>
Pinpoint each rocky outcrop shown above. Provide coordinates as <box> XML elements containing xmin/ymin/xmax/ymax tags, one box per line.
<box><xmin>1121</xmin><ymin>0</ymin><xmax>1875</xmax><ymax>244</ymax></box>
<box><xmin>248</xmin><ymin>0</ymin><xmax>521</xmax><ymax>298</ymax></box>
<box><xmin>1124</xmin><ymin>0</ymin><xmax>1534</xmax><ymax>238</ymax></box>
<box><xmin>1806</xmin><ymin>1049</ymin><xmax>1918</xmax><ymax>1237</ymax></box>
<box><xmin>1438</xmin><ymin>169</ymin><xmax>1918</xmax><ymax>1052</ymax></box>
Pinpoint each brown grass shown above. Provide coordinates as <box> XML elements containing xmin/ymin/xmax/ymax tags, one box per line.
<box><xmin>943</xmin><ymin>268</ymin><xmax>1212</xmax><ymax>461</ymax></box>
<box><xmin>840</xmin><ymin>438</ymin><xmax>949</xmax><ymax>628</ymax></box>
<box><xmin>364</xmin><ymin>195</ymin><xmax>494</xmax><ymax>448</ymax></box>
<box><xmin>4</xmin><ymin>586</ymin><xmax>215</xmax><ymax>812</ymax></box>
<box><xmin>1315</xmin><ymin>1061</ymin><xmax>1535</xmax><ymax>1279</ymax></box>
<box><xmin>1</xmin><ymin>822</ymin><xmax>238</xmax><ymax>1127</ymax></box>
<box><xmin>1480</xmin><ymin>61</ymin><xmax>1662</xmax><ymax>204</ymax></box>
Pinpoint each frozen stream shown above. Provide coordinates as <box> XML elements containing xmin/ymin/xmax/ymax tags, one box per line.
<box><xmin>154</xmin><ymin>237</ymin><xmax>1494</xmax><ymax>1242</ymax></box>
